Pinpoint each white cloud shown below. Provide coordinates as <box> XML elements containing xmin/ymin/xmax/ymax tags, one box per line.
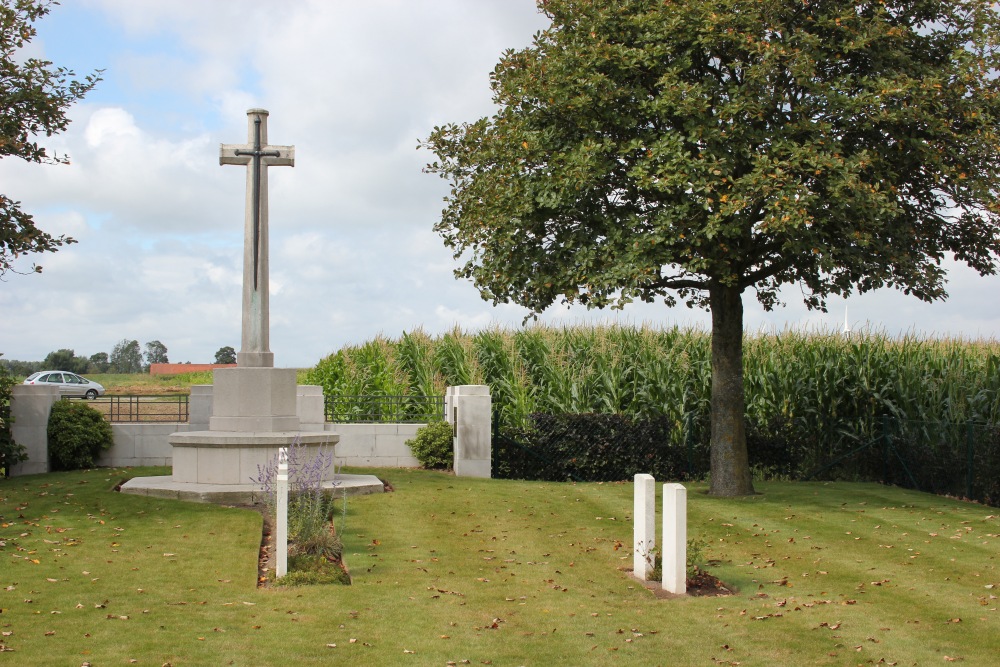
<box><xmin>2</xmin><ymin>0</ymin><xmax>998</xmax><ymax>371</ymax></box>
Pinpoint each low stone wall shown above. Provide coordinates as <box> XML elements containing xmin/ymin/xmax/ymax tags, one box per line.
<box><xmin>102</xmin><ymin>423</ymin><xmax>195</xmax><ymax>468</ymax></box>
<box><xmin>99</xmin><ymin>422</ymin><xmax>422</xmax><ymax>469</ymax></box>
<box><xmin>11</xmin><ymin>383</ymin><xmax>490</xmax><ymax>477</ymax></box>
<box><xmin>331</xmin><ymin>423</ymin><xmax>422</xmax><ymax>468</ymax></box>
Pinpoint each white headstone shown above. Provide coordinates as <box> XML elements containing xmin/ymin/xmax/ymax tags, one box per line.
<box><xmin>633</xmin><ymin>473</ymin><xmax>655</xmax><ymax>579</ymax></box>
<box><xmin>661</xmin><ymin>482</ymin><xmax>687</xmax><ymax>595</ymax></box>
<box><xmin>220</xmin><ymin>109</ymin><xmax>295</xmax><ymax>368</ymax></box>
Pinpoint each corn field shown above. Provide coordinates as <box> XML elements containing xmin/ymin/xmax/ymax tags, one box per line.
<box><xmin>307</xmin><ymin>325</ymin><xmax>1000</xmax><ymax>439</ymax></box>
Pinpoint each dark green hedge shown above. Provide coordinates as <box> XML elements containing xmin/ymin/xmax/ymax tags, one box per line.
<box><xmin>493</xmin><ymin>411</ymin><xmax>1000</xmax><ymax>507</ymax></box>
<box><xmin>493</xmin><ymin>413</ymin><xmax>701</xmax><ymax>482</ymax></box>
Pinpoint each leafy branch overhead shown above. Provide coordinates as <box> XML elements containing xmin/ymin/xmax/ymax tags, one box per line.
<box><xmin>0</xmin><ymin>0</ymin><xmax>101</xmax><ymax>277</ymax></box>
<box><xmin>422</xmin><ymin>0</ymin><xmax>1000</xmax><ymax>497</ymax></box>
<box><xmin>423</xmin><ymin>0</ymin><xmax>1000</xmax><ymax>314</ymax></box>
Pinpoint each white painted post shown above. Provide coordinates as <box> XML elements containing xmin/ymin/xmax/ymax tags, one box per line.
<box><xmin>633</xmin><ymin>474</ymin><xmax>656</xmax><ymax>580</ymax></box>
<box><xmin>276</xmin><ymin>447</ymin><xmax>289</xmax><ymax>578</ymax></box>
<box><xmin>662</xmin><ymin>482</ymin><xmax>687</xmax><ymax>595</ymax></box>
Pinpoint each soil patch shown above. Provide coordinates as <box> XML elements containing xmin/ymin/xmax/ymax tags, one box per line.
<box><xmin>629</xmin><ymin>568</ymin><xmax>736</xmax><ymax>599</ymax></box>
<box><xmin>255</xmin><ymin>510</ymin><xmax>350</xmax><ymax>586</ymax></box>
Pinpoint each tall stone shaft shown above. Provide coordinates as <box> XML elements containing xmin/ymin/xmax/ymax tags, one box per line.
<box><xmin>219</xmin><ymin>108</ymin><xmax>295</xmax><ymax>368</ymax></box>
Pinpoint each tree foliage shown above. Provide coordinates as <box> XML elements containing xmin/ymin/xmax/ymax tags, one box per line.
<box><xmin>1</xmin><ymin>0</ymin><xmax>101</xmax><ymax>277</ymax></box>
<box><xmin>88</xmin><ymin>351</ymin><xmax>108</xmax><ymax>373</ymax></box>
<box><xmin>143</xmin><ymin>340</ymin><xmax>168</xmax><ymax>368</ymax></box>
<box><xmin>422</xmin><ymin>0</ymin><xmax>1000</xmax><ymax>495</ymax></box>
<box><xmin>42</xmin><ymin>348</ymin><xmax>87</xmax><ymax>374</ymax></box>
<box><xmin>109</xmin><ymin>338</ymin><xmax>141</xmax><ymax>373</ymax></box>
<box><xmin>214</xmin><ymin>345</ymin><xmax>236</xmax><ymax>365</ymax></box>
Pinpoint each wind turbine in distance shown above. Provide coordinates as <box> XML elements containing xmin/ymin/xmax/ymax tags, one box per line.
<box><xmin>843</xmin><ymin>306</ymin><xmax>851</xmax><ymax>340</ymax></box>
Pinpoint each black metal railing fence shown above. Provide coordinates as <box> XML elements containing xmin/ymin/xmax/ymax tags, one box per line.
<box><xmin>65</xmin><ymin>395</ymin><xmax>189</xmax><ymax>423</ymax></box>
<box><xmin>324</xmin><ymin>394</ymin><xmax>445</xmax><ymax>424</ymax></box>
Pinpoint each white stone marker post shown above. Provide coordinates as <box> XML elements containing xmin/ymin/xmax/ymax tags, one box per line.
<box><xmin>662</xmin><ymin>482</ymin><xmax>687</xmax><ymax>595</ymax></box>
<box><xmin>276</xmin><ymin>447</ymin><xmax>289</xmax><ymax>578</ymax></box>
<box><xmin>633</xmin><ymin>474</ymin><xmax>656</xmax><ymax>580</ymax></box>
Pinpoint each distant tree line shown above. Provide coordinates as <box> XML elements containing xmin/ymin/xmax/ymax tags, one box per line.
<box><xmin>1</xmin><ymin>342</ymin><xmax>237</xmax><ymax>377</ymax></box>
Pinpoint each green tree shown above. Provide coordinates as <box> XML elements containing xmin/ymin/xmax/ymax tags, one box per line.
<box><xmin>42</xmin><ymin>348</ymin><xmax>87</xmax><ymax>374</ymax></box>
<box><xmin>422</xmin><ymin>0</ymin><xmax>1000</xmax><ymax>496</ymax></box>
<box><xmin>0</xmin><ymin>357</ymin><xmax>39</xmax><ymax>376</ymax></box>
<box><xmin>109</xmin><ymin>339</ymin><xmax>141</xmax><ymax>374</ymax></box>
<box><xmin>143</xmin><ymin>340</ymin><xmax>168</xmax><ymax>369</ymax></box>
<box><xmin>88</xmin><ymin>352</ymin><xmax>109</xmax><ymax>373</ymax></box>
<box><xmin>1</xmin><ymin>0</ymin><xmax>101</xmax><ymax>277</ymax></box>
<box><xmin>214</xmin><ymin>346</ymin><xmax>236</xmax><ymax>365</ymax></box>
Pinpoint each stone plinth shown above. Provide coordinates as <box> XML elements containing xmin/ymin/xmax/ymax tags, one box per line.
<box><xmin>209</xmin><ymin>367</ymin><xmax>299</xmax><ymax>432</ymax></box>
<box><xmin>169</xmin><ymin>430</ymin><xmax>339</xmax><ymax>485</ymax></box>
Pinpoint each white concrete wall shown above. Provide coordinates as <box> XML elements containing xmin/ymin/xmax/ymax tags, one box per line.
<box><xmin>331</xmin><ymin>423</ymin><xmax>423</xmax><ymax>468</ymax></box>
<box><xmin>101</xmin><ymin>423</ymin><xmax>194</xmax><ymax>468</ymax></box>
<box><xmin>99</xmin><ymin>422</ymin><xmax>425</xmax><ymax>469</ymax></box>
<box><xmin>13</xmin><ymin>383</ymin><xmax>459</xmax><ymax>472</ymax></box>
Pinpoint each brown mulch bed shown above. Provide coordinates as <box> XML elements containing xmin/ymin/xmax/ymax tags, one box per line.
<box><xmin>629</xmin><ymin>568</ymin><xmax>736</xmax><ymax>599</ymax></box>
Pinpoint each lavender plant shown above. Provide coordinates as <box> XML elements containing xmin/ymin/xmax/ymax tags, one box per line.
<box><xmin>250</xmin><ymin>437</ymin><xmax>343</xmax><ymax>560</ymax></box>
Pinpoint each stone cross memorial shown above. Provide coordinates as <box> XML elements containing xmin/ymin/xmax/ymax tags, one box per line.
<box><xmin>220</xmin><ymin>108</ymin><xmax>295</xmax><ymax>368</ymax></box>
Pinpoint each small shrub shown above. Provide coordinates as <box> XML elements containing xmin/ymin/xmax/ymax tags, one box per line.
<box><xmin>1</xmin><ymin>362</ymin><xmax>27</xmax><ymax>473</ymax></box>
<box><xmin>47</xmin><ymin>400</ymin><xmax>113</xmax><ymax>470</ymax></box>
<box><xmin>647</xmin><ymin>536</ymin><xmax>708</xmax><ymax>581</ymax></box>
<box><xmin>406</xmin><ymin>421</ymin><xmax>453</xmax><ymax>469</ymax></box>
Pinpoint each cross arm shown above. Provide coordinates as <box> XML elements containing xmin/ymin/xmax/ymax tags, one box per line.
<box><xmin>263</xmin><ymin>145</ymin><xmax>294</xmax><ymax>167</ymax></box>
<box><xmin>220</xmin><ymin>143</ymin><xmax>252</xmax><ymax>166</ymax></box>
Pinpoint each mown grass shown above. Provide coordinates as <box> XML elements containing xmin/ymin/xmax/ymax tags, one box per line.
<box><xmin>2</xmin><ymin>468</ymin><xmax>998</xmax><ymax>665</ymax></box>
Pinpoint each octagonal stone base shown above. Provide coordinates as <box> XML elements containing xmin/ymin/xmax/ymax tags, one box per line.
<box><xmin>169</xmin><ymin>430</ymin><xmax>339</xmax><ymax>485</ymax></box>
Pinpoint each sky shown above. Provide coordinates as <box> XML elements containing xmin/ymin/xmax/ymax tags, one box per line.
<box><xmin>2</xmin><ymin>0</ymin><xmax>999</xmax><ymax>369</ymax></box>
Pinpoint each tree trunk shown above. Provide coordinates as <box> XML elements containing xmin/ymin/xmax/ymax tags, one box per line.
<box><xmin>708</xmin><ymin>283</ymin><xmax>755</xmax><ymax>496</ymax></box>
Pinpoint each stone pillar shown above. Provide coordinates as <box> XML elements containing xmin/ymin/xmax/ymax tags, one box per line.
<box><xmin>188</xmin><ymin>385</ymin><xmax>214</xmax><ymax>431</ymax></box>
<box><xmin>446</xmin><ymin>385</ymin><xmax>491</xmax><ymax>478</ymax></box>
<box><xmin>9</xmin><ymin>385</ymin><xmax>61</xmax><ymax>475</ymax></box>
<box><xmin>633</xmin><ymin>473</ymin><xmax>656</xmax><ymax>580</ymax></box>
<box><xmin>662</xmin><ymin>482</ymin><xmax>687</xmax><ymax>595</ymax></box>
<box><xmin>296</xmin><ymin>385</ymin><xmax>326</xmax><ymax>432</ymax></box>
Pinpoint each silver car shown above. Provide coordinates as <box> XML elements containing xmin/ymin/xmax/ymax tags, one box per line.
<box><xmin>23</xmin><ymin>371</ymin><xmax>105</xmax><ymax>399</ymax></box>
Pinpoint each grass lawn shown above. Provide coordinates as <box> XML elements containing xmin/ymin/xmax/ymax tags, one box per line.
<box><xmin>2</xmin><ymin>468</ymin><xmax>998</xmax><ymax>665</ymax></box>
